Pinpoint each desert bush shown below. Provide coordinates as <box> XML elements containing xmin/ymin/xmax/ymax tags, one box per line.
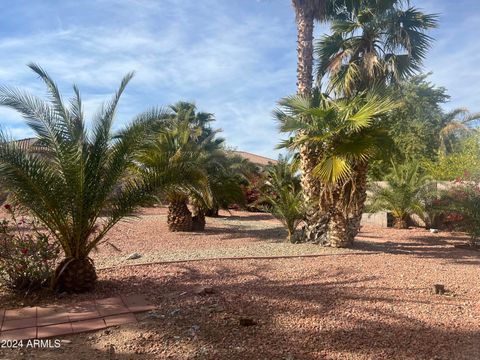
<box><xmin>0</xmin><ymin>205</ymin><xmax>59</xmax><ymax>292</ymax></box>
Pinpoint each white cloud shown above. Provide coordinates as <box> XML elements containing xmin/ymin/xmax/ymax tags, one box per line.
<box><xmin>1</xmin><ymin>0</ymin><xmax>476</xmax><ymax>159</ymax></box>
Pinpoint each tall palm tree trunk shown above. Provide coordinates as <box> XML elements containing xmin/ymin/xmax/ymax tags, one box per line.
<box><xmin>292</xmin><ymin>0</ymin><xmax>328</xmax><ymax>242</ymax></box>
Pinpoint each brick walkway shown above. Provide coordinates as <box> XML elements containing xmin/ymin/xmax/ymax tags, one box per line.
<box><xmin>0</xmin><ymin>295</ymin><xmax>155</xmax><ymax>340</ymax></box>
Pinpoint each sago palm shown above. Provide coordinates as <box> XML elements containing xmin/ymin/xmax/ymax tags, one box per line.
<box><xmin>0</xmin><ymin>65</ymin><xmax>186</xmax><ymax>292</ymax></box>
<box><xmin>367</xmin><ymin>161</ymin><xmax>432</xmax><ymax>229</ymax></box>
<box><xmin>275</xmin><ymin>90</ymin><xmax>398</xmax><ymax>246</ymax></box>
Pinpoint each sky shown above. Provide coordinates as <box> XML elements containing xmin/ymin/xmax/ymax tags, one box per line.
<box><xmin>0</xmin><ymin>0</ymin><xmax>479</xmax><ymax>159</ymax></box>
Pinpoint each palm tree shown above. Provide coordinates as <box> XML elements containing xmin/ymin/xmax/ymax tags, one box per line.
<box><xmin>291</xmin><ymin>0</ymin><xmax>334</xmax><ymax>242</ymax></box>
<box><xmin>0</xmin><ymin>65</ymin><xmax>185</xmax><ymax>292</ymax></box>
<box><xmin>276</xmin><ymin>90</ymin><xmax>397</xmax><ymax>246</ymax></box>
<box><xmin>136</xmin><ymin>120</ymin><xmax>210</xmax><ymax>232</ymax></box>
<box><xmin>316</xmin><ymin>0</ymin><xmax>438</xmax><ymax>96</ymax></box>
<box><xmin>367</xmin><ymin>161</ymin><xmax>432</xmax><ymax>229</ymax></box>
<box><xmin>260</xmin><ymin>156</ymin><xmax>304</xmax><ymax>242</ymax></box>
<box><xmin>439</xmin><ymin>108</ymin><xmax>480</xmax><ymax>156</ymax></box>
<box><xmin>312</xmin><ymin>1</ymin><xmax>437</xmax><ymax>243</ymax></box>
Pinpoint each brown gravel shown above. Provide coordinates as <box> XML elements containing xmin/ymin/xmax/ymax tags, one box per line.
<box><xmin>1</xmin><ymin>208</ymin><xmax>479</xmax><ymax>359</ymax></box>
<box><xmin>91</xmin><ymin>207</ymin><xmax>352</xmax><ymax>269</ymax></box>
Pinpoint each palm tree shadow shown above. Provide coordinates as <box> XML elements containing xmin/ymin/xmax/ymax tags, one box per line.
<box><xmin>33</xmin><ymin>262</ymin><xmax>479</xmax><ymax>359</ymax></box>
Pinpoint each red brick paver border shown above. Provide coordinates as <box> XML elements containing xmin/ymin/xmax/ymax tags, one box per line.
<box><xmin>0</xmin><ymin>295</ymin><xmax>152</xmax><ymax>340</ymax></box>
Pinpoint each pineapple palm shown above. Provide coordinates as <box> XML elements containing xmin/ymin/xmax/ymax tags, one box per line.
<box><xmin>0</xmin><ymin>65</ymin><xmax>188</xmax><ymax>292</ymax></box>
<box><xmin>135</xmin><ymin>119</ymin><xmax>210</xmax><ymax>232</ymax></box>
<box><xmin>276</xmin><ymin>90</ymin><xmax>398</xmax><ymax>246</ymax></box>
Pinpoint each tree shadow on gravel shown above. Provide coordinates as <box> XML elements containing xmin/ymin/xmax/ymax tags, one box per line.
<box><xmin>3</xmin><ymin>260</ymin><xmax>478</xmax><ymax>359</ymax></box>
<box><xmin>353</xmin><ymin>230</ymin><xmax>479</xmax><ymax>263</ymax></box>
<box><xmin>38</xmin><ymin>262</ymin><xmax>475</xmax><ymax>360</ymax></box>
<box><xmin>219</xmin><ymin>213</ymin><xmax>275</xmax><ymax>222</ymax></box>
<box><xmin>202</xmin><ymin>225</ymin><xmax>288</xmax><ymax>243</ymax></box>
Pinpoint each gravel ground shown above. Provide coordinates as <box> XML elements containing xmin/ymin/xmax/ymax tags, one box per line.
<box><xmin>1</xmin><ymin>208</ymin><xmax>479</xmax><ymax>359</ymax></box>
<box><xmin>90</xmin><ymin>208</ymin><xmax>352</xmax><ymax>269</ymax></box>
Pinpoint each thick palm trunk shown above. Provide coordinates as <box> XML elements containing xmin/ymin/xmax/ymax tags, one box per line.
<box><xmin>317</xmin><ymin>162</ymin><xmax>369</xmax><ymax>247</ymax></box>
<box><xmin>349</xmin><ymin>162</ymin><xmax>369</xmax><ymax>238</ymax></box>
<box><xmin>168</xmin><ymin>200</ymin><xmax>192</xmax><ymax>232</ymax></box>
<box><xmin>394</xmin><ymin>217</ymin><xmax>409</xmax><ymax>229</ymax></box>
<box><xmin>192</xmin><ymin>209</ymin><xmax>206</xmax><ymax>231</ymax></box>
<box><xmin>293</xmin><ymin>2</ymin><xmax>328</xmax><ymax>242</ymax></box>
<box><xmin>205</xmin><ymin>206</ymin><xmax>219</xmax><ymax>217</ymax></box>
<box><xmin>294</xmin><ymin>4</ymin><xmax>314</xmax><ymax>96</ymax></box>
<box><xmin>54</xmin><ymin>257</ymin><xmax>97</xmax><ymax>293</ymax></box>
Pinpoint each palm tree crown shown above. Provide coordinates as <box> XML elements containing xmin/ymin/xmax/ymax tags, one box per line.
<box><xmin>0</xmin><ymin>65</ymin><xmax>186</xmax><ymax>291</ymax></box>
<box><xmin>316</xmin><ymin>0</ymin><xmax>438</xmax><ymax>95</ymax></box>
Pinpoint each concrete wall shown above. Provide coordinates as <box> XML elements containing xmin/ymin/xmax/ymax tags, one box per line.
<box><xmin>361</xmin><ymin>211</ymin><xmax>389</xmax><ymax>227</ymax></box>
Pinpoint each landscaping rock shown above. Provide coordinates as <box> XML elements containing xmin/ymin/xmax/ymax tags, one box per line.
<box><xmin>193</xmin><ymin>286</ymin><xmax>215</xmax><ymax>295</ymax></box>
<box><xmin>126</xmin><ymin>252</ymin><xmax>142</xmax><ymax>260</ymax></box>
<box><xmin>239</xmin><ymin>317</ymin><xmax>257</xmax><ymax>326</ymax></box>
<box><xmin>433</xmin><ymin>284</ymin><xmax>445</xmax><ymax>295</ymax></box>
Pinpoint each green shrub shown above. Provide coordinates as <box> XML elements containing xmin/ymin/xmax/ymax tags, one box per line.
<box><xmin>438</xmin><ymin>181</ymin><xmax>480</xmax><ymax>247</ymax></box>
<box><xmin>260</xmin><ymin>157</ymin><xmax>305</xmax><ymax>242</ymax></box>
<box><xmin>367</xmin><ymin>161</ymin><xmax>433</xmax><ymax>228</ymax></box>
<box><xmin>0</xmin><ymin>205</ymin><xmax>60</xmax><ymax>292</ymax></box>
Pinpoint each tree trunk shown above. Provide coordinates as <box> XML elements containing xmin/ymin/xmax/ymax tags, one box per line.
<box><xmin>293</xmin><ymin>2</ymin><xmax>328</xmax><ymax>242</ymax></box>
<box><xmin>314</xmin><ymin>161</ymin><xmax>369</xmax><ymax>247</ymax></box>
<box><xmin>394</xmin><ymin>217</ymin><xmax>409</xmax><ymax>229</ymax></box>
<box><xmin>168</xmin><ymin>199</ymin><xmax>192</xmax><ymax>232</ymax></box>
<box><xmin>205</xmin><ymin>207</ymin><xmax>219</xmax><ymax>217</ymax></box>
<box><xmin>348</xmin><ymin>162</ymin><xmax>369</xmax><ymax>238</ymax></box>
<box><xmin>192</xmin><ymin>211</ymin><xmax>206</xmax><ymax>231</ymax></box>
<box><xmin>54</xmin><ymin>257</ymin><xmax>97</xmax><ymax>293</ymax></box>
<box><xmin>294</xmin><ymin>3</ymin><xmax>314</xmax><ymax>96</ymax></box>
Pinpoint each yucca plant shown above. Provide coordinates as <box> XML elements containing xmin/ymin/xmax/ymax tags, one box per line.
<box><xmin>367</xmin><ymin>161</ymin><xmax>433</xmax><ymax>229</ymax></box>
<box><xmin>0</xmin><ymin>65</ymin><xmax>187</xmax><ymax>292</ymax></box>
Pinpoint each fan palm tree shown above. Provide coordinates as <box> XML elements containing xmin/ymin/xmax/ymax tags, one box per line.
<box><xmin>276</xmin><ymin>90</ymin><xmax>398</xmax><ymax>246</ymax></box>
<box><xmin>439</xmin><ymin>108</ymin><xmax>480</xmax><ymax>156</ymax></box>
<box><xmin>367</xmin><ymin>161</ymin><xmax>432</xmax><ymax>229</ymax></box>
<box><xmin>312</xmin><ymin>0</ymin><xmax>437</xmax><ymax>242</ymax></box>
<box><xmin>316</xmin><ymin>0</ymin><xmax>438</xmax><ymax>96</ymax></box>
<box><xmin>0</xmin><ymin>65</ymin><xmax>188</xmax><ymax>292</ymax></box>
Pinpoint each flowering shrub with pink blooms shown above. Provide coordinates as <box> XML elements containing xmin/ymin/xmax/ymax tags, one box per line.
<box><xmin>0</xmin><ymin>205</ymin><xmax>59</xmax><ymax>292</ymax></box>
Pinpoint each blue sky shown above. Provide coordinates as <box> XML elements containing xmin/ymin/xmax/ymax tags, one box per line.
<box><xmin>0</xmin><ymin>0</ymin><xmax>479</xmax><ymax>158</ymax></box>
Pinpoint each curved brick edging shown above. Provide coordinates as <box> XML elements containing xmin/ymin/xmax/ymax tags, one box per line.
<box><xmin>98</xmin><ymin>251</ymin><xmax>381</xmax><ymax>271</ymax></box>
